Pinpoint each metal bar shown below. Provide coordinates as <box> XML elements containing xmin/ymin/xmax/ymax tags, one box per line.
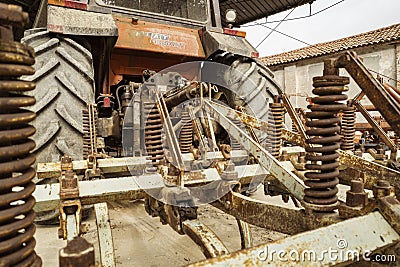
<box><xmin>335</xmin><ymin>51</ymin><xmax>400</xmax><ymax>135</ymax></box>
<box><xmin>212</xmin><ymin>191</ymin><xmax>341</xmax><ymax>235</ymax></box>
<box><xmin>281</xmin><ymin>93</ymin><xmax>309</xmax><ymax>144</ymax></box>
<box><xmin>66</xmin><ymin>214</ymin><xmax>79</xmax><ymax>241</ymax></box>
<box><xmin>34</xmin><ymin>165</ymin><xmax>270</xmax><ymax>212</ymax></box>
<box><xmin>204</xmin><ymin>100</ymin><xmax>306</xmax><ymax>200</ymax></box>
<box><xmin>354</xmin><ymin>100</ymin><xmax>397</xmax><ymax>151</ymax></box>
<box><xmin>209</xmin><ymin>101</ymin><xmax>307</xmax><ymax>147</ymax></box>
<box><xmin>156</xmin><ymin>93</ymin><xmax>185</xmax><ymax>185</ymax></box>
<box><xmin>236</xmin><ymin>219</ymin><xmax>253</xmax><ymax>249</ymax></box>
<box><xmin>34</xmin><ymin>176</ymin><xmax>145</xmax><ymax>212</ymax></box>
<box><xmin>94</xmin><ymin>203</ymin><xmax>116</xmax><ymax>267</ymax></box>
<box><xmin>189</xmin><ymin>212</ymin><xmax>400</xmax><ymax>266</ymax></box>
<box><xmin>339</xmin><ymin>150</ymin><xmax>400</xmax><ymax>196</ymax></box>
<box><xmin>59</xmin><ymin>237</ymin><xmax>95</xmax><ymax>267</ymax></box>
<box><xmin>182</xmin><ymin>220</ymin><xmax>229</xmax><ymax>258</ymax></box>
<box><xmin>37</xmin><ymin>156</ymin><xmax>150</xmax><ymax>179</ymax></box>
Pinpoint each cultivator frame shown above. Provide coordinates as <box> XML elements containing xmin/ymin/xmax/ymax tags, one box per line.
<box><xmin>32</xmin><ymin>57</ymin><xmax>400</xmax><ymax>266</ymax></box>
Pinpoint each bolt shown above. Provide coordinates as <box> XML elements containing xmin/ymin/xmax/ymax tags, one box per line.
<box><xmin>346</xmin><ymin>180</ymin><xmax>368</xmax><ymax>207</ymax></box>
<box><xmin>373</xmin><ymin>180</ymin><xmax>395</xmax><ymax>198</ymax></box>
<box><xmin>350</xmin><ymin>180</ymin><xmax>364</xmax><ymax>193</ymax></box>
<box><xmin>298</xmin><ymin>152</ymin><xmax>306</xmax><ymax>164</ymax></box>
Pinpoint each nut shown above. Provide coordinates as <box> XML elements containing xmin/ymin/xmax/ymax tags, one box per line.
<box><xmin>346</xmin><ymin>180</ymin><xmax>368</xmax><ymax>207</ymax></box>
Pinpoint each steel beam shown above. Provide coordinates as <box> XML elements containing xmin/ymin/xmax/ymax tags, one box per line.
<box><xmin>94</xmin><ymin>203</ymin><xmax>116</xmax><ymax>267</ymax></box>
<box><xmin>211</xmin><ymin>191</ymin><xmax>341</xmax><ymax>235</ymax></box>
<box><xmin>204</xmin><ymin>100</ymin><xmax>306</xmax><ymax>200</ymax></box>
<box><xmin>182</xmin><ymin>220</ymin><xmax>229</xmax><ymax>259</ymax></box>
<box><xmin>335</xmin><ymin>51</ymin><xmax>400</xmax><ymax>135</ymax></box>
<box><xmin>37</xmin><ymin>156</ymin><xmax>150</xmax><ymax>179</ymax></box>
<box><xmin>189</xmin><ymin>212</ymin><xmax>400</xmax><ymax>266</ymax></box>
<box><xmin>339</xmin><ymin>151</ymin><xmax>400</xmax><ymax>196</ymax></box>
<box><xmin>34</xmin><ymin>164</ymin><xmax>270</xmax><ymax>212</ymax></box>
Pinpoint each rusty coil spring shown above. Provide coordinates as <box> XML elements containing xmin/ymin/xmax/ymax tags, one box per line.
<box><xmin>0</xmin><ymin>39</ymin><xmax>42</xmax><ymax>266</ymax></box>
<box><xmin>266</xmin><ymin>102</ymin><xmax>284</xmax><ymax>159</ymax></box>
<box><xmin>229</xmin><ymin>118</ymin><xmax>244</xmax><ymax>150</ymax></box>
<box><xmin>291</xmin><ymin>121</ymin><xmax>298</xmax><ymax>133</ymax></box>
<box><xmin>179</xmin><ymin>111</ymin><xmax>192</xmax><ymax>153</ymax></box>
<box><xmin>340</xmin><ymin>105</ymin><xmax>356</xmax><ymax>152</ymax></box>
<box><xmin>304</xmin><ymin>74</ymin><xmax>349</xmax><ymax>212</ymax></box>
<box><xmin>144</xmin><ymin>102</ymin><xmax>164</xmax><ymax>165</ymax></box>
<box><xmin>82</xmin><ymin>106</ymin><xmax>98</xmax><ymax>158</ymax></box>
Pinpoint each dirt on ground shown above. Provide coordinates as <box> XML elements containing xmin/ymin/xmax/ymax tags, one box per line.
<box><xmin>35</xmin><ymin>191</ymin><xmax>289</xmax><ymax>266</ymax></box>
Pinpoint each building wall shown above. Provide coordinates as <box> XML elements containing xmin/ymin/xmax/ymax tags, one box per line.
<box><xmin>268</xmin><ymin>44</ymin><xmax>398</xmax><ymax>127</ymax></box>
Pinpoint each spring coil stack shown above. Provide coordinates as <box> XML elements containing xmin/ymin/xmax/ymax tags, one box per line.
<box><xmin>144</xmin><ymin>102</ymin><xmax>164</xmax><ymax>165</ymax></box>
<box><xmin>82</xmin><ymin>105</ymin><xmax>98</xmax><ymax>158</ymax></box>
<box><xmin>340</xmin><ymin>104</ymin><xmax>356</xmax><ymax>152</ymax></box>
<box><xmin>304</xmin><ymin>61</ymin><xmax>349</xmax><ymax>212</ymax></box>
<box><xmin>0</xmin><ymin>6</ymin><xmax>42</xmax><ymax>266</ymax></box>
<box><xmin>179</xmin><ymin>111</ymin><xmax>193</xmax><ymax>153</ymax></box>
<box><xmin>266</xmin><ymin>101</ymin><xmax>284</xmax><ymax>159</ymax></box>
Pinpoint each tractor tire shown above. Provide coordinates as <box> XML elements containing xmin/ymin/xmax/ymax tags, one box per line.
<box><xmin>212</xmin><ymin>53</ymin><xmax>281</xmax><ymax>194</ymax></box>
<box><xmin>21</xmin><ymin>29</ymin><xmax>95</xmax><ymax>164</ymax></box>
<box><xmin>21</xmin><ymin>29</ymin><xmax>95</xmax><ymax>224</ymax></box>
<box><xmin>214</xmin><ymin>53</ymin><xmax>281</xmax><ymax>143</ymax></box>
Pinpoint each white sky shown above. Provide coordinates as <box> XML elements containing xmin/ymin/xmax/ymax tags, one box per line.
<box><xmin>240</xmin><ymin>0</ymin><xmax>400</xmax><ymax>57</ymax></box>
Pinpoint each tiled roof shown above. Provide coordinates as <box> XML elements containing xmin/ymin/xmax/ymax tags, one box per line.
<box><xmin>261</xmin><ymin>23</ymin><xmax>400</xmax><ymax>67</ymax></box>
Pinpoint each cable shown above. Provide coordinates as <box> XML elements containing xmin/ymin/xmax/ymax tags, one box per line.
<box><xmin>242</xmin><ymin>0</ymin><xmax>345</xmax><ymax>27</ymax></box>
<box><xmin>256</xmin><ymin>23</ymin><xmax>313</xmax><ymax>47</ymax></box>
<box><xmin>255</xmin><ymin>6</ymin><xmax>297</xmax><ymax>48</ymax></box>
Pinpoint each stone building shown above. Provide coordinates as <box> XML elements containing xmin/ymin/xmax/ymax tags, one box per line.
<box><xmin>261</xmin><ymin>22</ymin><xmax>400</xmax><ymax>127</ymax></box>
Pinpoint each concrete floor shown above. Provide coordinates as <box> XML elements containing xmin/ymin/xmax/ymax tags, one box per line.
<box><xmin>34</xmin><ymin>192</ymin><xmax>289</xmax><ymax>266</ymax></box>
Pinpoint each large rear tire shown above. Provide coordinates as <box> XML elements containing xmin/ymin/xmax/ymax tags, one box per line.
<box><xmin>22</xmin><ymin>29</ymin><xmax>95</xmax><ymax>223</ymax></box>
<box><xmin>21</xmin><ymin>29</ymin><xmax>95</xmax><ymax>164</ymax></box>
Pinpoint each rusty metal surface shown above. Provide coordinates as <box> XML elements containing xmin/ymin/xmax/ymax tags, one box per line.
<box><xmin>335</xmin><ymin>51</ymin><xmax>400</xmax><ymax>136</ymax></box>
<box><xmin>211</xmin><ymin>191</ymin><xmax>341</xmax><ymax>235</ymax></box>
<box><xmin>189</xmin><ymin>212</ymin><xmax>399</xmax><ymax>266</ymax></box>
<box><xmin>303</xmin><ymin>61</ymin><xmax>349</xmax><ymax>212</ymax></box>
<box><xmin>182</xmin><ymin>220</ymin><xmax>229</xmax><ymax>259</ymax></box>
<box><xmin>0</xmin><ymin>33</ymin><xmax>41</xmax><ymax>265</ymax></box>
<box><xmin>58</xmin><ymin>157</ymin><xmax>82</xmax><ymax>241</ymax></box>
<box><xmin>378</xmin><ymin>196</ymin><xmax>400</xmax><ymax>234</ymax></box>
<box><xmin>354</xmin><ymin>100</ymin><xmax>397</xmax><ymax>151</ymax></box>
<box><xmin>114</xmin><ymin>17</ymin><xmax>205</xmax><ymax>58</ymax></box>
<box><xmin>59</xmin><ymin>237</ymin><xmax>95</xmax><ymax>267</ymax></box>
<box><xmin>339</xmin><ymin>151</ymin><xmax>400</xmax><ymax>196</ymax></box>
<box><xmin>204</xmin><ymin>100</ymin><xmax>306</xmax><ymax>200</ymax></box>
<box><xmin>34</xmin><ymin>163</ymin><xmax>269</xmax><ymax>212</ymax></box>
<box><xmin>281</xmin><ymin>93</ymin><xmax>309</xmax><ymax>143</ymax></box>
<box><xmin>0</xmin><ymin>3</ymin><xmax>29</xmax><ymax>27</ymax></box>
<box><xmin>36</xmin><ymin>156</ymin><xmax>150</xmax><ymax>179</ymax></box>
<box><xmin>341</xmin><ymin>105</ymin><xmax>356</xmax><ymax>152</ymax></box>
<box><xmin>266</xmin><ymin>101</ymin><xmax>284</xmax><ymax>158</ymax></box>
<box><xmin>236</xmin><ymin>219</ymin><xmax>253</xmax><ymax>249</ymax></box>
<box><xmin>345</xmin><ymin>180</ymin><xmax>368</xmax><ymax>207</ymax></box>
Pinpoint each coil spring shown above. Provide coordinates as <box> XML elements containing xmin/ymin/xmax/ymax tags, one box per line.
<box><xmin>266</xmin><ymin>102</ymin><xmax>284</xmax><ymax>159</ymax></box>
<box><xmin>179</xmin><ymin>111</ymin><xmax>193</xmax><ymax>153</ymax></box>
<box><xmin>304</xmin><ymin>73</ymin><xmax>349</xmax><ymax>212</ymax></box>
<box><xmin>340</xmin><ymin>105</ymin><xmax>356</xmax><ymax>152</ymax></box>
<box><xmin>230</xmin><ymin>118</ymin><xmax>244</xmax><ymax>150</ymax></box>
<box><xmin>82</xmin><ymin>106</ymin><xmax>98</xmax><ymax>158</ymax></box>
<box><xmin>291</xmin><ymin>121</ymin><xmax>298</xmax><ymax>133</ymax></box>
<box><xmin>144</xmin><ymin>102</ymin><xmax>164</xmax><ymax>164</ymax></box>
<box><xmin>0</xmin><ymin>39</ymin><xmax>42</xmax><ymax>265</ymax></box>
